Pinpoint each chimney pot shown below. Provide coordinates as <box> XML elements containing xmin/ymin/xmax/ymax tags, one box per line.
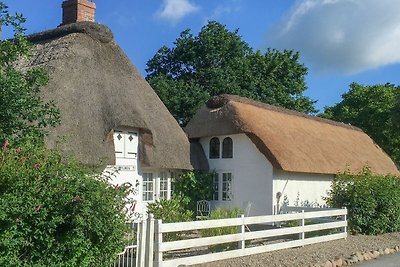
<box><xmin>61</xmin><ymin>0</ymin><xmax>96</xmax><ymax>25</ymax></box>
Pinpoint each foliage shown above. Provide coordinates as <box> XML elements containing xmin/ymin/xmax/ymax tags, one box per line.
<box><xmin>172</xmin><ymin>170</ymin><xmax>214</xmax><ymax>213</ymax></box>
<box><xmin>0</xmin><ymin>3</ymin><xmax>60</xmax><ymax>145</ymax></box>
<box><xmin>325</xmin><ymin>168</ymin><xmax>400</xmax><ymax>235</ymax></box>
<box><xmin>146</xmin><ymin>21</ymin><xmax>316</xmax><ymax>126</ymax></box>
<box><xmin>147</xmin><ymin>197</ymin><xmax>193</xmax><ymax>223</ymax></box>
<box><xmin>147</xmin><ymin>198</ymin><xmax>193</xmax><ymax>241</ymax></box>
<box><xmin>0</xmin><ymin>141</ymin><xmax>129</xmax><ymax>267</ymax></box>
<box><xmin>322</xmin><ymin>83</ymin><xmax>400</xmax><ymax>166</ymax></box>
<box><xmin>200</xmin><ymin>207</ymin><xmax>243</xmax><ymax>252</ymax></box>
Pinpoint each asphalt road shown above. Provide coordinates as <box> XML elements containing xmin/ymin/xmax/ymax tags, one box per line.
<box><xmin>357</xmin><ymin>253</ymin><xmax>400</xmax><ymax>267</ymax></box>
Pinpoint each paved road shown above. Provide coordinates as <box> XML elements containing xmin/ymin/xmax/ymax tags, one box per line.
<box><xmin>357</xmin><ymin>253</ymin><xmax>400</xmax><ymax>267</ymax></box>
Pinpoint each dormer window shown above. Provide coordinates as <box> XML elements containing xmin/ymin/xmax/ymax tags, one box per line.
<box><xmin>113</xmin><ymin>130</ymin><xmax>138</xmax><ymax>160</ymax></box>
<box><xmin>222</xmin><ymin>137</ymin><xmax>233</xmax><ymax>158</ymax></box>
<box><xmin>209</xmin><ymin>137</ymin><xmax>220</xmax><ymax>159</ymax></box>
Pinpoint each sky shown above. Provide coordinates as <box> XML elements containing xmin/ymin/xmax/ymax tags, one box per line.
<box><xmin>3</xmin><ymin>0</ymin><xmax>400</xmax><ymax>111</ymax></box>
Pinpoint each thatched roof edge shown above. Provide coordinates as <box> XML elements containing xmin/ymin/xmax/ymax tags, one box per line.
<box><xmin>27</xmin><ymin>22</ymin><xmax>113</xmax><ymax>44</ymax></box>
<box><xmin>207</xmin><ymin>94</ymin><xmax>363</xmax><ymax>132</ymax></box>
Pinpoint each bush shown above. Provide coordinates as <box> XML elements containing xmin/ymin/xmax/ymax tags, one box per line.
<box><xmin>325</xmin><ymin>168</ymin><xmax>400</xmax><ymax>235</ymax></box>
<box><xmin>147</xmin><ymin>198</ymin><xmax>193</xmax><ymax>241</ymax></box>
<box><xmin>0</xmin><ymin>142</ymin><xmax>128</xmax><ymax>267</ymax></box>
<box><xmin>147</xmin><ymin>197</ymin><xmax>193</xmax><ymax>223</ymax></box>
<box><xmin>200</xmin><ymin>207</ymin><xmax>243</xmax><ymax>252</ymax></box>
<box><xmin>173</xmin><ymin>170</ymin><xmax>214</xmax><ymax>213</ymax></box>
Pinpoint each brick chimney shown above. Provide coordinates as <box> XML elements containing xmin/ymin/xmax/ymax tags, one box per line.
<box><xmin>61</xmin><ymin>0</ymin><xmax>96</xmax><ymax>25</ymax></box>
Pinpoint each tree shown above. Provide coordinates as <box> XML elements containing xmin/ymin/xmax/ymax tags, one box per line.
<box><xmin>0</xmin><ymin>3</ymin><xmax>60</xmax><ymax>145</ymax></box>
<box><xmin>146</xmin><ymin>21</ymin><xmax>316</xmax><ymax>126</ymax></box>
<box><xmin>322</xmin><ymin>83</ymin><xmax>400</xmax><ymax>166</ymax></box>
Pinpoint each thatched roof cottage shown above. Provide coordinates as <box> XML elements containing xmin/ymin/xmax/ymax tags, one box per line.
<box><xmin>22</xmin><ymin>0</ymin><xmax>208</xmax><ymax>218</ymax></box>
<box><xmin>186</xmin><ymin>95</ymin><xmax>399</xmax><ymax>215</ymax></box>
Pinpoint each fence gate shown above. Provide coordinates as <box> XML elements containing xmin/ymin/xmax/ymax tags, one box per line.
<box><xmin>113</xmin><ymin>216</ymin><xmax>155</xmax><ymax>267</ymax></box>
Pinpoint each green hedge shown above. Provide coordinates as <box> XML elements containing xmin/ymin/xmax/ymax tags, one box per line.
<box><xmin>325</xmin><ymin>168</ymin><xmax>400</xmax><ymax>235</ymax></box>
<box><xmin>0</xmin><ymin>143</ymin><xmax>128</xmax><ymax>267</ymax></box>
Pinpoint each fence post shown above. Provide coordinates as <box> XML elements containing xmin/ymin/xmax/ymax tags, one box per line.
<box><xmin>146</xmin><ymin>214</ymin><xmax>155</xmax><ymax>267</ymax></box>
<box><xmin>343</xmin><ymin>207</ymin><xmax>347</xmax><ymax>240</ymax></box>
<box><xmin>136</xmin><ymin>219</ymin><xmax>147</xmax><ymax>267</ymax></box>
<box><xmin>300</xmin><ymin>210</ymin><xmax>305</xmax><ymax>246</ymax></box>
<box><xmin>154</xmin><ymin>219</ymin><xmax>163</xmax><ymax>267</ymax></box>
<box><xmin>238</xmin><ymin>214</ymin><xmax>245</xmax><ymax>250</ymax></box>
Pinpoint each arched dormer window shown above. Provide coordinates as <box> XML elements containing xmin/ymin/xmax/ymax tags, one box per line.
<box><xmin>222</xmin><ymin>137</ymin><xmax>233</xmax><ymax>158</ymax></box>
<box><xmin>209</xmin><ymin>137</ymin><xmax>220</xmax><ymax>159</ymax></box>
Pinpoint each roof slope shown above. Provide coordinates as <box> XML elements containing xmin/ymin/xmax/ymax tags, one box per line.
<box><xmin>22</xmin><ymin>22</ymin><xmax>195</xmax><ymax>169</ymax></box>
<box><xmin>186</xmin><ymin>95</ymin><xmax>399</xmax><ymax>175</ymax></box>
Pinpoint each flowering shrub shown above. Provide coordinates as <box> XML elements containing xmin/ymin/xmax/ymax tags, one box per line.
<box><xmin>0</xmin><ymin>142</ymin><xmax>128</xmax><ymax>267</ymax></box>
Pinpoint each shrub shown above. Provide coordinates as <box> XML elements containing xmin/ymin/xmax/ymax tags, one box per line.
<box><xmin>0</xmin><ymin>142</ymin><xmax>128</xmax><ymax>267</ymax></box>
<box><xmin>147</xmin><ymin>198</ymin><xmax>193</xmax><ymax>241</ymax></box>
<box><xmin>173</xmin><ymin>170</ymin><xmax>214</xmax><ymax>213</ymax></box>
<box><xmin>200</xmin><ymin>207</ymin><xmax>243</xmax><ymax>252</ymax></box>
<box><xmin>325</xmin><ymin>168</ymin><xmax>400</xmax><ymax>235</ymax></box>
<box><xmin>147</xmin><ymin>197</ymin><xmax>193</xmax><ymax>223</ymax></box>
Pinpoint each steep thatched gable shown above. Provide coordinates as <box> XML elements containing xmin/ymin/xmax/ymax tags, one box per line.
<box><xmin>186</xmin><ymin>95</ymin><xmax>399</xmax><ymax>175</ymax></box>
<box><xmin>22</xmin><ymin>22</ymin><xmax>204</xmax><ymax>170</ymax></box>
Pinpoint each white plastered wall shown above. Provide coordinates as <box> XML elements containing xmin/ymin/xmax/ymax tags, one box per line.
<box><xmin>272</xmin><ymin>170</ymin><xmax>334</xmax><ymax>212</ymax></box>
<box><xmin>200</xmin><ymin>133</ymin><xmax>274</xmax><ymax>216</ymax></box>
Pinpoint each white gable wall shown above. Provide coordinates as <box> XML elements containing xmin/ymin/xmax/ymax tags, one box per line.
<box><xmin>273</xmin><ymin>170</ymin><xmax>334</xmax><ymax>210</ymax></box>
<box><xmin>200</xmin><ymin>133</ymin><xmax>274</xmax><ymax>216</ymax></box>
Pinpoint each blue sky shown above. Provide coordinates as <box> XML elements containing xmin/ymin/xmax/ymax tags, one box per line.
<box><xmin>3</xmin><ymin>0</ymin><xmax>400</xmax><ymax>111</ymax></box>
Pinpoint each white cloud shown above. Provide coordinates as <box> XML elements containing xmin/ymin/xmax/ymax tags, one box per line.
<box><xmin>267</xmin><ymin>0</ymin><xmax>400</xmax><ymax>74</ymax></box>
<box><xmin>156</xmin><ymin>0</ymin><xmax>199</xmax><ymax>23</ymax></box>
<box><xmin>210</xmin><ymin>0</ymin><xmax>242</xmax><ymax>19</ymax></box>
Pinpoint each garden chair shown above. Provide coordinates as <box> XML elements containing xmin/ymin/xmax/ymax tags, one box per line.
<box><xmin>196</xmin><ymin>200</ymin><xmax>211</xmax><ymax>220</ymax></box>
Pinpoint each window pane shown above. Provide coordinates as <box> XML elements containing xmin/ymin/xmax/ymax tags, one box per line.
<box><xmin>143</xmin><ymin>173</ymin><xmax>154</xmax><ymax>201</ymax></box>
<box><xmin>170</xmin><ymin>172</ymin><xmax>177</xmax><ymax>198</ymax></box>
<box><xmin>209</xmin><ymin>137</ymin><xmax>220</xmax><ymax>159</ymax></box>
<box><xmin>222</xmin><ymin>137</ymin><xmax>233</xmax><ymax>158</ymax></box>
<box><xmin>213</xmin><ymin>173</ymin><xmax>219</xmax><ymax>201</ymax></box>
<box><xmin>159</xmin><ymin>172</ymin><xmax>168</xmax><ymax>199</ymax></box>
<box><xmin>222</xmin><ymin>173</ymin><xmax>232</xmax><ymax>201</ymax></box>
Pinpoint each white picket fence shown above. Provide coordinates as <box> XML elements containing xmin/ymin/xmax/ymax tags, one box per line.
<box><xmin>114</xmin><ymin>208</ymin><xmax>347</xmax><ymax>267</ymax></box>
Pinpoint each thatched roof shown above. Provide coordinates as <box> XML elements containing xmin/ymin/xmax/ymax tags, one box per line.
<box><xmin>22</xmin><ymin>22</ymin><xmax>200</xmax><ymax>169</ymax></box>
<box><xmin>186</xmin><ymin>95</ymin><xmax>400</xmax><ymax>175</ymax></box>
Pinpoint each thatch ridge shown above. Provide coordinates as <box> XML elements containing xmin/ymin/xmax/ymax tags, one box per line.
<box><xmin>24</xmin><ymin>22</ymin><xmax>194</xmax><ymax>170</ymax></box>
<box><xmin>207</xmin><ymin>94</ymin><xmax>363</xmax><ymax>132</ymax></box>
<box><xmin>27</xmin><ymin>22</ymin><xmax>113</xmax><ymax>44</ymax></box>
<box><xmin>187</xmin><ymin>95</ymin><xmax>399</xmax><ymax>175</ymax></box>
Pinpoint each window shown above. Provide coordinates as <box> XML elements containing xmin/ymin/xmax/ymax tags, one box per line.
<box><xmin>222</xmin><ymin>173</ymin><xmax>233</xmax><ymax>201</ymax></box>
<box><xmin>212</xmin><ymin>173</ymin><xmax>219</xmax><ymax>201</ymax></box>
<box><xmin>142</xmin><ymin>173</ymin><xmax>154</xmax><ymax>201</ymax></box>
<box><xmin>159</xmin><ymin>172</ymin><xmax>168</xmax><ymax>200</ymax></box>
<box><xmin>209</xmin><ymin>137</ymin><xmax>220</xmax><ymax>159</ymax></box>
<box><xmin>170</xmin><ymin>172</ymin><xmax>178</xmax><ymax>197</ymax></box>
<box><xmin>222</xmin><ymin>137</ymin><xmax>233</xmax><ymax>158</ymax></box>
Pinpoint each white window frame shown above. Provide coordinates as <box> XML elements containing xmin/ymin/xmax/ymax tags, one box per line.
<box><xmin>222</xmin><ymin>172</ymin><xmax>233</xmax><ymax>201</ymax></box>
<box><xmin>142</xmin><ymin>173</ymin><xmax>154</xmax><ymax>202</ymax></box>
<box><xmin>159</xmin><ymin>172</ymin><xmax>169</xmax><ymax>200</ymax></box>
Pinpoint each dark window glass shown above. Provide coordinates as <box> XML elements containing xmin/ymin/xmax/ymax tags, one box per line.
<box><xmin>222</xmin><ymin>137</ymin><xmax>233</xmax><ymax>158</ymax></box>
<box><xmin>209</xmin><ymin>137</ymin><xmax>220</xmax><ymax>159</ymax></box>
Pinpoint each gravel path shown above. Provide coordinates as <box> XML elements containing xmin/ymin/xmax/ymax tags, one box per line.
<box><xmin>191</xmin><ymin>232</ymin><xmax>400</xmax><ymax>267</ymax></box>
